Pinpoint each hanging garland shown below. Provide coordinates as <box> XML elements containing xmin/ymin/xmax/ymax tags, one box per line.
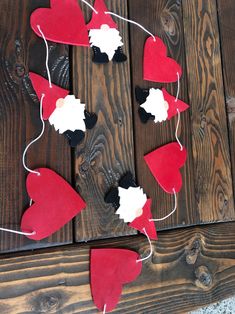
<box><xmin>0</xmin><ymin>0</ymin><xmax>190</xmax><ymax>313</ymax></box>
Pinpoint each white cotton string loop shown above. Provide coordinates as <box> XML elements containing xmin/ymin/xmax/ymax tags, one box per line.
<box><xmin>104</xmin><ymin>11</ymin><xmax>156</xmax><ymax>41</ymax></box>
<box><xmin>175</xmin><ymin>109</ymin><xmax>183</xmax><ymax>151</ymax></box>
<box><xmin>80</xmin><ymin>0</ymin><xmax>98</xmax><ymax>14</ymax></box>
<box><xmin>37</xmin><ymin>25</ymin><xmax>52</xmax><ymax>88</ymax></box>
<box><xmin>174</xmin><ymin>72</ymin><xmax>180</xmax><ymax>103</ymax></box>
<box><xmin>103</xmin><ymin>304</ymin><xmax>107</xmax><ymax>314</ymax></box>
<box><xmin>136</xmin><ymin>228</ymin><xmax>153</xmax><ymax>263</ymax></box>
<box><xmin>149</xmin><ymin>189</ymin><xmax>177</xmax><ymax>222</ymax></box>
<box><xmin>22</xmin><ymin>94</ymin><xmax>45</xmax><ymax>176</ymax></box>
<box><xmin>174</xmin><ymin>72</ymin><xmax>183</xmax><ymax>150</ymax></box>
<box><xmin>0</xmin><ymin>227</ymin><xmax>36</xmax><ymax>236</ymax></box>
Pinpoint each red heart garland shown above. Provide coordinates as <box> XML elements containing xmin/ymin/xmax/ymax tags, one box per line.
<box><xmin>143</xmin><ymin>36</ymin><xmax>182</xmax><ymax>83</ymax></box>
<box><xmin>162</xmin><ymin>88</ymin><xmax>189</xmax><ymax>120</ymax></box>
<box><xmin>129</xmin><ymin>199</ymin><xmax>157</xmax><ymax>240</ymax></box>
<box><xmin>144</xmin><ymin>142</ymin><xmax>187</xmax><ymax>193</ymax></box>
<box><xmin>21</xmin><ymin>168</ymin><xmax>86</xmax><ymax>240</ymax></box>
<box><xmin>91</xmin><ymin>248</ymin><xmax>142</xmax><ymax>312</ymax></box>
<box><xmin>29</xmin><ymin>72</ymin><xmax>69</xmax><ymax>120</ymax></box>
<box><xmin>30</xmin><ymin>0</ymin><xmax>89</xmax><ymax>46</ymax></box>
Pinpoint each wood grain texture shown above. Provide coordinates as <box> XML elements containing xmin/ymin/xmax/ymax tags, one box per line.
<box><xmin>0</xmin><ymin>0</ymin><xmax>72</xmax><ymax>253</ymax></box>
<box><xmin>217</xmin><ymin>0</ymin><xmax>235</xmax><ymax>199</ymax></box>
<box><xmin>128</xmin><ymin>0</ymin><xmax>197</xmax><ymax>230</ymax></box>
<box><xmin>0</xmin><ymin>222</ymin><xmax>235</xmax><ymax>313</ymax></box>
<box><xmin>182</xmin><ymin>0</ymin><xmax>235</xmax><ymax>222</ymax></box>
<box><xmin>73</xmin><ymin>1</ymin><xmax>137</xmax><ymax>241</ymax></box>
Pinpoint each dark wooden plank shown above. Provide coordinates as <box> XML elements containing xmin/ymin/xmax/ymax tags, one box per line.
<box><xmin>217</xmin><ymin>0</ymin><xmax>235</xmax><ymax>198</ymax></box>
<box><xmin>0</xmin><ymin>0</ymin><xmax>72</xmax><ymax>252</ymax></box>
<box><xmin>0</xmin><ymin>222</ymin><xmax>235</xmax><ymax>313</ymax></box>
<box><xmin>73</xmin><ymin>1</ymin><xmax>137</xmax><ymax>241</ymax></box>
<box><xmin>182</xmin><ymin>0</ymin><xmax>235</xmax><ymax>222</ymax></box>
<box><xmin>128</xmin><ymin>0</ymin><xmax>197</xmax><ymax>230</ymax></box>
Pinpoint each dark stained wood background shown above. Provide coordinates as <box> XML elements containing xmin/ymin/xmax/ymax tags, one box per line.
<box><xmin>0</xmin><ymin>0</ymin><xmax>235</xmax><ymax>312</ymax></box>
<box><xmin>73</xmin><ymin>0</ymin><xmax>136</xmax><ymax>242</ymax></box>
<box><xmin>182</xmin><ymin>0</ymin><xmax>234</xmax><ymax>223</ymax></box>
<box><xmin>0</xmin><ymin>222</ymin><xmax>235</xmax><ymax>313</ymax></box>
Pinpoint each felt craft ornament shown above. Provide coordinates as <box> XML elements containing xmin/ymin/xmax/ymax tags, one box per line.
<box><xmin>29</xmin><ymin>72</ymin><xmax>97</xmax><ymax>147</ymax></box>
<box><xmin>105</xmin><ymin>172</ymin><xmax>157</xmax><ymax>240</ymax></box>
<box><xmin>129</xmin><ymin>199</ymin><xmax>157</xmax><ymax>240</ymax></box>
<box><xmin>90</xmin><ymin>248</ymin><xmax>142</xmax><ymax>312</ymax></box>
<box><xmin>86</xmin><ymin>0</ymin><xmax>127</xmax><ymax>63</ymax></box>
<box><xmin>30</xmin><ymin>0</ymin><xmax>89</xmax><ymax>46</ymax></box>
<box><xmin>21</xmin><ymin>168</ymin><xmax>86</xmax><ymax>240</ymax></box>
<box><xmin>144</xmin><ymin>36</ymin><xmax>182</xmax><ymax>83</ymax></box>
<box><xmin>135</xmin><ymin>86</ymin><xmax>189</xmax><ymax>124</ymax></box>
<box><xmin>144</xmin><ymin>142</ymin><xmax>187</xmax><ymax>194</ymax></box>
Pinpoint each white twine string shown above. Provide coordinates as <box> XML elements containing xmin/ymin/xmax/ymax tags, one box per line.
<box><xmin>105</xmin><ymin>12</ymin><xmax>156</xmax><ymax>41</ymax></box>
<box><xmin>174</xmin><ymin>72</ymin><xmax>180</xmax><ymax>102</ymax></box>
<box><xmin>37</xmin><ymin>25</ymin><xmax>52</xmax><ymax>88</ymax></box>
<box><xmin>174</xmin><ymin>72</ymin><xmax>183</xmax><ymax>150</ymax></box>
<box><xmin>103</xmin><ymin>304</ymin><xmax>107</xmax><ymax>314</ymax></box>
<box><xmin>149</xmin><ymin>188</ymin><xmax>177</xmax><ymax>221</ymax></box>
<box><xmin>175</xmin><ymin>109</ymin><xmax>183</xmax><ymax>151</ymax></box>
<box><xmin>81</xmin><ymin>0</ymin><xmax>98</xmax><ymax>14</ymax></box>
<box><xmin>0</xmin><ymin>90</ymin><xmax>45</xmax><ymax>238</ymax></box>
<box><xmin>0</xmin><ymin>227</ymin><xmax>35</xmax><ymax>236</ymax></box>
<box><xmin>80</xmin><ymin>0</ymin><xmax>155</xmax><ymax>40</ymax></box>
<box><xmin>136</xmin><ymin>227</ymin><xmax>153</xmax><ymax>263</ymax></box>
<box><xmin>22</xmin><ymin>94</ymin><xmax>45</xmax><ymax>176</ymax></box>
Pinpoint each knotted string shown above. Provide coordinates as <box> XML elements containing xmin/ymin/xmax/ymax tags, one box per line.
<box><xmin>136</xmin><ymin>227</ymin><xmax>153</xmax><ymax>263</ymax></box>
<box><xmin>0</xmin><ymin>227</ymin><xmax>35</xmax><ymax>236</ymax></box>
<box><xmin>149</xmin><ymin>188</ymin><xmax>177</xmax><ymax>221</ymax></box>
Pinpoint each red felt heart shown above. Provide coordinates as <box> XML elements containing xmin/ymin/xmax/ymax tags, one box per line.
<box><xmin>30</xmin><ymin>0</ymin><xmax>89</xmax><ymax>46</ymax></box>
<box><xmin>21</xmin><ymin>168</ymin><xmax>86</xmax><ymax>240</ymax></box>
<box><xmin>91</xmin><ymin>248</ymin><xmax>142</xmax><ymax>312</ymax></box>
<box><xmin>144</xmin><ymin>142</ymin><xmax>187</xmax><ymax>193</ymax></box>
<box><xmin>129</xmin><ymin>199</ymin><xmax>157</xmax><ymax>240</ymax></box>
<box><xmin>143</xmin><ymin>36</ymin><xmax>182</xmax><ymax>83</ymax></box>
<box><xmin>162</xmin><ymin>88</ymin><xmax>189</xmax><ymax>120</ymax></box>
<box><xmin>29</xmin><ymin>72</ymin><xmax>69</xmax><ymax>120</ymax></box>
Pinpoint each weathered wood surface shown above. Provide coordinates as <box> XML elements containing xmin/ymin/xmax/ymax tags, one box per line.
<box><xmin>182</xmin><ymin>0</ymin><xmax>235</xmax><ymax>222</ymax></box>
<box><xmin>0</xmin><ymin>0</ymin><xmax>72</xmax><ymax>252</ymax></box>
<box><xmin>0</xmin><ymin>222</ymin><xmax>235</xmax><ymax>314</ymax></box>
<box><xmin>128</xmin><ymin>0</ymin><xmax>197</xmax><ymax>230</ymax></box>
<box><xmin>217</xmin><ymin>0</ymin><xmax>235</xmax><ymax>198</ymax></box>
<box><xmin>73</xmin><ymin>0</ymin><xmax>136</xmax><ymax>242</ymax></box>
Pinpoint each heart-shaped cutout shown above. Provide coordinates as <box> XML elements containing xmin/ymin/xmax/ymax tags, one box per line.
<box><xmin>129</xmin><ymin>199</ymin><xmax>157</xmax><ymax>240</ymax></box>
<box><xmin>21</xmin><ymin>168</ymin><xmax>86</xmax><ymax>240</ymax></box>
<box><xmin>143</xmin><ymin>36</ymin><xmax>182</xmax><ymax>83</ymax></box>
<box><xmin>144</xmin><ymin>142</ymin><xmax>187</xmax><ymax>193</ymax></box>
<box><xmin>30</xmin><ymin>0</ymin><xmax>89</xmax><ymax>46</ymax></box>
<box><xmin>91</xmin><ymin>248</ymin><xmax>142</xmax><ymax>312</ymax></box>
